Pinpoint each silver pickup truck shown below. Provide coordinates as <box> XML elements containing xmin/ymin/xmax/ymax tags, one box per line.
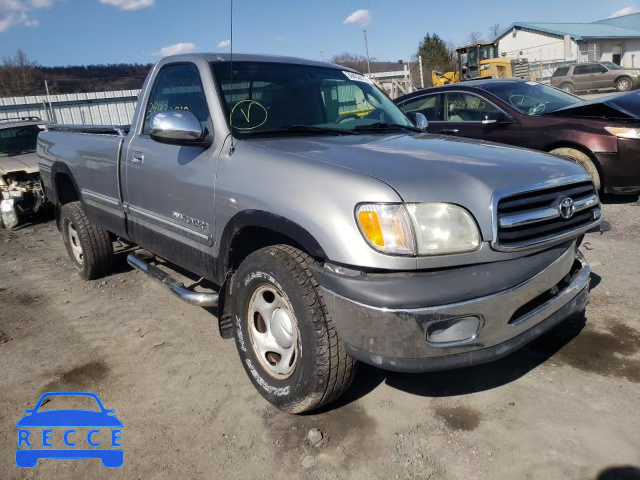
<box><xmin>38</xmin><ymin>53</ymin><xmax>601</xmax><ymax>413</ymax></box>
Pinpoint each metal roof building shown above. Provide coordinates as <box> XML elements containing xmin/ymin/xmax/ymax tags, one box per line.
<box><xmin>0</xmin><ymin>89</ymin><xmax>139</xmax><ymax>125</ymax></box>
<box><xmin>495</xmin><ymin>12</ymin><xmax>640</xmax><ymax>70</ymax></box>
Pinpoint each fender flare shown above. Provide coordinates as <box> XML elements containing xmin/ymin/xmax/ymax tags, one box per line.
<box><xmin>218</xmin><ymin>209</ymin><xmax>327</xmax><ymax>272</ymax></box>
<box><xmin>49</xmin><ymin>161</ymin><xmax>82</xmax><ymax>205</ymax></box>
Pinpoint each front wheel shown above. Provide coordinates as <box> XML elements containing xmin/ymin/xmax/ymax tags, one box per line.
<box><xmin>550</xmin><ymin>147</ymin><xmax>601</xmax><ymax>192</ymax></box>
<box><xmin>616</xmin><ymin>76</ymin><xmax>632</xmax><ymax>92</ymax></box>
<box><xmin>231</xmin><ymin>245</ymin><xmax>357</xmax><ymax>413</ymax></box>
<box><xmin>560</xmin><ymin>83</ymin><xmax>575</xmax><ymax>94</ymax></box>
<box><xmin>60</xmin><ymin>201</ymin><xmax>114</xmax><ymax>280</ymax></box>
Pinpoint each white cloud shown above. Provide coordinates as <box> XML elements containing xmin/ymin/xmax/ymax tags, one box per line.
<box><xmin>609</xmin><ymin>6</ymin><xmax>639</xmax><ymax>17</ymax></box>
<box><xmin>217</xmin><ymin>39</ymin><xmax>231</xmax><ymax>48</ymax></box>
<box><xmin>100</xmin><ymin>0</ymin><xmax>154</xmax><ymax>11</ymax></box>
<box><xmin>343</xmin><ymin>9</ymin><xmax>371</xmax><ymax>27</ymax></box>
<box><xmin>154</xmin><ymin>42</ymin><xmax>197</xmax><ymax>57</ymax></box>
<box><xmin>0</xmin><ymin>0</ymin><xmax>52</xmax><ymax>32</ymax></box>
<box><xmin>30</xmin><ymin>0</ymin><xmax>53</xmax><ymax>8</ymax></box>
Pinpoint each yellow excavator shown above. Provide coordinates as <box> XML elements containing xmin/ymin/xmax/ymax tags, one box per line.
<box><xmin>432</xmin><ymin>42</ymin><xmax>532</xmax><ymax>86</ymax></box>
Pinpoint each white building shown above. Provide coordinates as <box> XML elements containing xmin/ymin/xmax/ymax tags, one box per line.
<box><xmin>495</xmin><ymin>12</ymin><xmax>640</xmax><ymax>79</ymax></box>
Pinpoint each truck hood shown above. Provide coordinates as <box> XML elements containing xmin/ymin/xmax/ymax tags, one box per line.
<box><xmin>0</xmin><ymin>152</ymin><xmax>39</xmax><ymax>176</ymax></box>
<box><xmin>248</xmin><ymin>133</ymin><xmax>586</xmax><ymax>203</ymax></box>
<box><xmin>247</xmin><ymin>133</ymin><xmax>587</xmax><ymax>240</ymax></box>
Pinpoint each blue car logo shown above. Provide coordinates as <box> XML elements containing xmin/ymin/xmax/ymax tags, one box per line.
<box><xmin>15</xmin><ymin>391</ymin><xmax>123</xmax><ymax>468</ymax></box>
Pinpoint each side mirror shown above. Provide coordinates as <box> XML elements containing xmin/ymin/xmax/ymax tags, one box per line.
<box><xmin>407</xmin><ymin>112</ymin><xmax>429</xmax><ymax>132</ymax></box>
<box><xmin>150</xmin><ymin>110</ymin><xmax>209</xmax><ymax>146</ymax></box>
<box><xmin>482</xmin><ymin>112</ymin><xmax>510</xmax><ymax>125</ymax></box>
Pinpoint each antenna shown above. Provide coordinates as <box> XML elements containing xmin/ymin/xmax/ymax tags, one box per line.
<box><xmin>229</xmin><ymin>0</ymin><xmax>235</xmax><ymax>154</ymax></box>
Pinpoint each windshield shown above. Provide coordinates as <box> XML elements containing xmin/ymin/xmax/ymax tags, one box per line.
<box><xmin>480</xmin><ymin>81</ymin><xmax>582</xmax><ymax>116</ymax></box>
<box><xmin>210</xmin><ymin>61</ymin><xmax>413</xmax><ymax>136</ymax></box>
<box><xmin>467</xmin><ymin>48</ymin><xmax>478</xmax><ymax>67</ymax></box>
<box><xmin>479</xmin><ymin>45</ymin><xmax>495</xmax><ymax>61</ymax></box>
<box><xmin>0</xmin><ymin>126</ymin><xmax>40</xmax><ymax>157</ymax></box>
<box><xmin>601</xmin><ymin>61</ymin><xmax>622</xmax><ymax>70</ymax></box>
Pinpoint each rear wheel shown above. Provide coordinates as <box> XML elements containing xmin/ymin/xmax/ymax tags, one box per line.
<box><xmin>60</xmin><ymin>201</ymin><xmax>114</xmax><ymax>280</ymax></box>
<box><xmin>559</xmin><ymin>83</ymin><xmax>575</xmax><ymax>94</ymax></box>
<box><xmin>550</xmin><ymin>147</ymin><xmax>601</xmax><ymax>192</ymax></box>
<box><xmin>616</xmin><ymin>76</ymin><xmax>632</xmax><ymax>92</ymax></box>
<box><xmin>231</xmin><ymin>245</ymin><xmax>357</xmax><ymax>413</ymax></box>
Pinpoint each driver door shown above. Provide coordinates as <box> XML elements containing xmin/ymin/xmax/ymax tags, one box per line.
<box><xmin>436</xmin><ymin>92</ymin><xmax>520</xmax><ymax>146</ymax></box>
<box><xmin>589</xmin><ymin>64</ymin><xmax>612</xmax><ymax>89</ymax></box>
<box><xmin>123</xmin><ymin>63</ymin><xmax>217</xmax><ymax>278</ymax></box>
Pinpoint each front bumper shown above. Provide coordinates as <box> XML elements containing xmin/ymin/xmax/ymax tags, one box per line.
<box><xmin>596</xmin><ymin>139</ymin><xmax>640</xmax><ymax>194</ymax></box>
<box><xmin>321</xmin><ymin>245</ymin><xmax>590</xmax><ymax>372</ymax></box>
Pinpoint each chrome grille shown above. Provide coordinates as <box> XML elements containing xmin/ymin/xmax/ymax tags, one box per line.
<box><xmin>495</xmin><ymin>180</ymin><xmax>601</xmax><ymax>250</ymax></box>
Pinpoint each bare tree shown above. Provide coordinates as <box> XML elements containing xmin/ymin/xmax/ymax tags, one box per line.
<box><xmin>330</xmin><ymin>52</ymin><xmax>371</xmax><ymax>73</ymax></box>
<box><xmin>0</xmin><ymin>49</ymin><xmax>42</xmax><ymax>97</ymax></box>
<box><xmin>488</xmin><ymin>24</ymin><xmax>501</xmax><ymax>40</ymax></box>
<box><xmin>466</xmin><ymin>31</ymin><xmax>484</xmax><ymax>45</ymax></box>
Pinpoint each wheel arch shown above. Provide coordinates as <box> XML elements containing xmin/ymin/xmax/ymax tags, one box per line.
<box><xmin>545</xmin><ymin>141</ymin><xmax>605</xmax><ymax>185</ymax></box>
<box><xmin>614</xmin><ymin>74</ymin><xmax>633</xmax><ymax>84</ymax></box>
<box><xmin>50</xmin><ymin>162</ymin><xmax>82</xmax><ymax>230</ymax></box>
<box><xmin>219</xmin><ymin>210</ymin><xmax>327</xmax><ymax>273</ymax></box>
<box><xmin>214</xmin><ymin>210</ymin><xmax>328</xmax><ymax>339</ymax></box>
<box><xmin>50</xmin><ymin>162</ymin><xmax>81</xmax><ymax>205</ymax></box>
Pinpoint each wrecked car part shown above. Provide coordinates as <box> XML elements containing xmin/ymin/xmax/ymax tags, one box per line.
<box><xmin>1</xmin><ymin>198</ymin><xmax>18</xmax><ymax>229</ymax></box>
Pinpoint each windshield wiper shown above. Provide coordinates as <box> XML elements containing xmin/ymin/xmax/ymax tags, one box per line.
<box><xmin>243</xmin><ymin>125</ymin><xmax>357</xmax><ymax>136</ymax></box>
<box><xmin>353</xmin><ymin>122</ymin><xmax>422</xmax><ymax>133</ymax></box>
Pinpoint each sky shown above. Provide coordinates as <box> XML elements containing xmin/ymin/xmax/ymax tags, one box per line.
<box><xmin>0</xmin><ymin>0</ymin><xmax>639</xmax><ymax>66</ymax></box>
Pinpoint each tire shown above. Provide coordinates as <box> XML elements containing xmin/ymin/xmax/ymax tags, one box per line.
<box><xmin>550</xmin><ymin>147</ymin><xmax>601</xmax><ymax>192</ymax></box>
<box><xmin>60</xmin><ymin>201</ymin><xmax>114</xmax><ymax>280</ymax></box>
<box><xmin>616</xmin><ymin>76</ymin><xmax>632</xmax><ymax>92</ymax></box>
<box><xmin>231</xmin><ymin>245</ymin><xmax>357</xmax><ymax>413</ymax></box>
<box><xmin>560</xmin><ymin>83</ymin><xmax>575</xmax><ymax>94</ymax></box>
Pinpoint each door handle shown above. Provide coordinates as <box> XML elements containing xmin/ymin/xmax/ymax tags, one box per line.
<box><xmin>439</xmin><ymin>129</ymin><xmax>459</xmax><ymax>134</ymax></box>
<box><xmin>131</xmin><ymin>152</ymin><xmax>144</xmax><ymax>165</ymax></box>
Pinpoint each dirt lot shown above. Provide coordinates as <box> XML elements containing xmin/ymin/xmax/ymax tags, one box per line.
<box><xmin>1</xmin><ymin>199</ymin><xmax>639</xmax><ymax>480</ymax></box>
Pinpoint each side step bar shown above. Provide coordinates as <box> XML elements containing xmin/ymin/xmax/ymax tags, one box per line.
<box><xmin>127</xmin><ymin>250</ymin><xmax>219</xmax><ymax>307</ymax></box>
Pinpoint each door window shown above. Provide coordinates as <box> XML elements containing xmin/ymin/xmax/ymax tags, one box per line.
<box><xmin>573</xmin><ymin>65</ymin><xmax>590</xmax><ymax>75</ymax></box>
<box><xmin>398</xmin><ymin>94</ymin><xmax>440</xmax><ymax>121</ymax></box>
<box><xmin>443</xmin><ymin>92</ymin><xmax>501</xmax><ymax>122</ymax></box>
<box><xmin>142</xmin><ymin>64</ymin><xmax>211</xmax><ymax>135</ymax></box>
<box><xmin>552</xmin><ymin>67</ymin><xmax>570</xmax><ymax>77</ymax></box>
<box><xmin>589</xmin><ymin>64</ymin><xmax>607</xmax><ymax>73</ymax></box>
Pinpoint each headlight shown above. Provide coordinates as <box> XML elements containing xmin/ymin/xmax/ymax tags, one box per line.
<box><xmin>605</xmin><ymin>126</ymin><xmax>640</xmax><ymax>139</ymax></box>
<box><xmin>406</xmin><ymin>203</ymin><xmax>481</xmax><ymax>254</ymax></box>
<box><xmin>0</xmin><ymin>198</ymin><xmax>18</xmax><ymax>229</ymax></box>
<box><xmin>356</xmin><ymin>203</ymin><xmax>481</xmax><ymax>256</ymax></box>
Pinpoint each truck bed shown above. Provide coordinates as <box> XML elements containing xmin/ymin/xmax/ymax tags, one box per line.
<box><xmin>38</xmin><ymin>124</ymin><xmax>128</xmax><ymax>237</ymax></box>
<box><xmin>47</xmin><ymin>124</ymin><xmax>130</xmax><ymax>136</ymax></box>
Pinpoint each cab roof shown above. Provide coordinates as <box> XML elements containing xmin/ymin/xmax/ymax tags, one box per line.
<box><xmin>160</xmin><ymin>52</ymin><xmax>354</xmax><ymax>72</ymax></box>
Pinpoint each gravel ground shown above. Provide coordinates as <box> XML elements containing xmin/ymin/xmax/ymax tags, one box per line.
<box><xmin>0</xmin><ymin>199</ymin><xmax>639</xmax><ymax>480</ymax></box>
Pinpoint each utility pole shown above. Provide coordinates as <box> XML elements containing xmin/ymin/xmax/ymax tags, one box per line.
<box><xmin>419</xmin><ymin>56</ymin><xmax>425</xmax><ymax>88</ymax></box>
<box><xmin>44</xmin><ymin>79</ymin><xmax>56</xmax><ymax>123</ymax></box>
<box><xmin>363</xmin><ymin>28</ymin><xmax>371</xmax><ymax>77</ymax></box>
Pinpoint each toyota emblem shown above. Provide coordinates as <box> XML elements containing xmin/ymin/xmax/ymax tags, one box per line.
<box><xmin>558</xmin><ymin>197</ymin><xmax>575</xmax><ymax>219</ymax></box>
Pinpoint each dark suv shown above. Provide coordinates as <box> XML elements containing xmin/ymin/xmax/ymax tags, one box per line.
<box><xmin>550</xmin><ymin>62</ymin><xmax>640</xmax><ymax>93</ymax></box>
<box><xmin>395</xmin><ymin>79</ymin><xmax>640</xmax><ymax>194</ymax></box>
